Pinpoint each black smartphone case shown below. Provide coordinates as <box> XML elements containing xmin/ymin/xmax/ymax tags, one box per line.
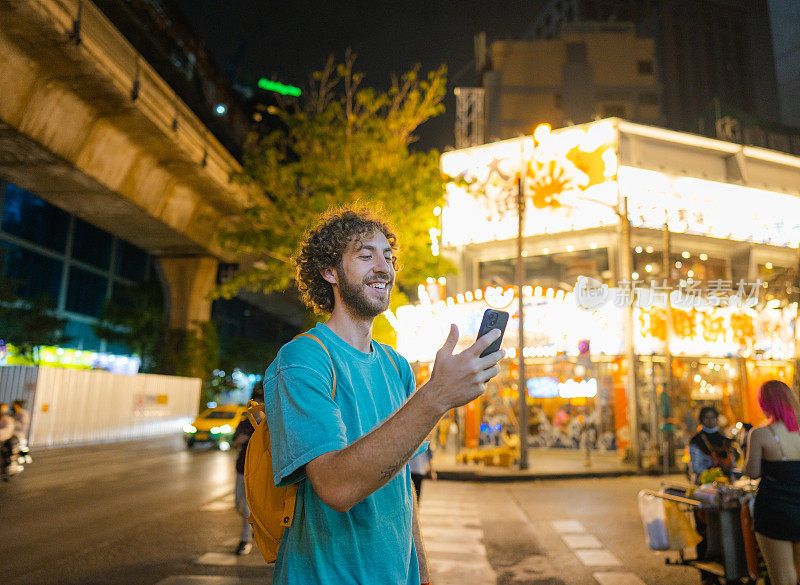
<box><xmin>477</xmin><ymin>309</ymin><xmax>509</xmax><ymax>357</ymax></box>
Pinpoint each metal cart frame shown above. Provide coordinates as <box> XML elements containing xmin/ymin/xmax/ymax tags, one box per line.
<box><xmin>643</xmin><ymin>482</ymin><xmax>764</xmax><ymax>585</ymax></box>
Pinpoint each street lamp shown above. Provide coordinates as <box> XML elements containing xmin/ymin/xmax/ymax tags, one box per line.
<box><xmin>794</xmin><ymin>246</ymin><xmax>800</xmax><ymax>394</ymax></box>
<box><xmin>516</xmin><ymin>131</ymin><xmax>537</xmax><ymax>471</ymax></box>
<box><xmin>581</xmin><ymin>162</ymin><xmax>641</xmax><ymax>470</ymax></box>
<box><xmin>618</xmin><ymin>194</ymin><xmax>641</xmax><ymax>470</ymax></box>
<box><xmin>517</xmin><ymin>146</ymin><xmax>528</xmax><ymax>470</ymax></box>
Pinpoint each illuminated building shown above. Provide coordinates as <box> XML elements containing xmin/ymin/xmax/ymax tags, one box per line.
<box><xmin>395</xmin><ymin>118</ymin><xmax>800</xmax><ymax>464</ymax></box>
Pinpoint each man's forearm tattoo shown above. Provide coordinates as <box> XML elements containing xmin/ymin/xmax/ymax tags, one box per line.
<box><xmin>380</xmin><ymin>445</ymin><xmax>418</xmax><ymax>481</ymax></box>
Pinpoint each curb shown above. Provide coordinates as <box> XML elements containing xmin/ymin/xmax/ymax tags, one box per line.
<box><xmin>435</xmin><ymin>468</ymin><xmax>639</xmax><ymax>483</ymax></box>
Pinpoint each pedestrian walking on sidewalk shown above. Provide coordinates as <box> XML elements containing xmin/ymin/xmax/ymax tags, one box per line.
<box><xmin>0</xmin><ymin>403</ymin><xmax>16</xmax><ymax>477</ymax></box>
<box><xmin>409</xmin><ymin>442</ymin><xmax>436</xmax><ymax>500</ymax></box>
<box><xmin>262</xmin><ymin>207</ymin><xmax>504</xmax><ymax>585</ymax></box>
<box><xmin>11</xmin><ymin>400</ymin><xmax>29</xmax><ymax>442</ymax></box>
<box><xmin>231</xmin><ymin>387</ymin><xmax>263</xmax><ymax>556</ymax></box>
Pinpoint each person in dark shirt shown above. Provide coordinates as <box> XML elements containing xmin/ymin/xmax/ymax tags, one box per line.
<box><xmin>689</xmin><ymin>406</ymin><xmax>737</xmax><ymax>482</ymax></box>
<box><xmin>688</xmin><ymin>405</ymin><xmax>738</xmax><ymax>585</ymax></box>
<box><xmin>231</xmin><ymin>388</ymin><xmax>263</xmax><ymax>555</ymax></box>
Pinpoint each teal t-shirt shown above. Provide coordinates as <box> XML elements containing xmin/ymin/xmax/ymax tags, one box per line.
<box><xmin>263</xmin><ymin>323</ymin><xmax>422</xmax><ymax>585</ymax></box>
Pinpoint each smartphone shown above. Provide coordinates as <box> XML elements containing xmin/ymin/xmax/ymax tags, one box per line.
<box><xmin>477</xmin><ymin>309</ymin><xmax>509</xmax><ymax>357</ymax></box>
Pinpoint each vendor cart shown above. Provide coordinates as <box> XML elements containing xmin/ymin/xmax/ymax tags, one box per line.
<box><xmin>639</xmin><ymin>481</ymin><xmax>764</xmax><ymax>585</ymax></box>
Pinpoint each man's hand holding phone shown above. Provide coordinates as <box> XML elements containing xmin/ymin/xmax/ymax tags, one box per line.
<box><xmin>421</xmin><ymin>317</ymin><xmax>507</xmax><ymax>415</ymax></box>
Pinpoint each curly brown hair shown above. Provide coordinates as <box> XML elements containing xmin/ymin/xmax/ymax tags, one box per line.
<box><xmin>295</xmin><ymin>207</ymin><xmax>398</xmax><ymax>315</ymax></box>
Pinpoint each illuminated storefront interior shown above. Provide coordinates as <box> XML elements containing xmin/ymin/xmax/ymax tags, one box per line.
<box><xmin>394</xmin><ymin>119</ymin><xmax>800</xmax><ymax>466</ymax></box>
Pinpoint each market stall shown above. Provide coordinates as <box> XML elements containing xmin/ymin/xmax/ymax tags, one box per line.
<box><xmin>639</xmin><ymin>479</ymin><xmax>762</xmax><ymax>584</ymax></box>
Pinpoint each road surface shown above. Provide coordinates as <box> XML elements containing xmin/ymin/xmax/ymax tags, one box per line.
<box><xmin>2</xmin><ymin>436</ymin><xmax>699</xmax><ymax>585</ymax></box>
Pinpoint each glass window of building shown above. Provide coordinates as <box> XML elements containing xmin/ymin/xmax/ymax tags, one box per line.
<box><xmin>758</xmin><ymin>262</ymin><xmax>796</xmax><ymax>306</ymax></box>
<box><xmin>632</xmin><ymin>249</ymin><xmax>728</xmax><ymax>283</ymax></box>
<box><xmin>0</xmin><ymin>241</ymin><xmax>62</xmax><ymax>302</ymax></box>
<box><xmin>115</xmin><ymin>239</ymin><xmax>148</xmax><ymax>282</ymax></box>
<box><xmin>1</xmin><ymin>183</ymin><xmax>69</xmax><ymax>252</ymax></box>
<box><xmin>640</xmin><ymin>92</ymin><xmax>659</xmax><ymax>106</ymax></box>
<box><xmin>65</xmin><ymin>266</ymin><xmax>108</xmax><ymax>317</ymax></box>
<box><xmin>72</xmin><ymin>218</ymin><xmax>113</xmax><ymax>270</ymax></box>
<box><xmin>601</xmin><ymin>104</ymin><xmax>627</xmax><ymax>118</ymax></box>
<box><xmin>478</xmin><ymin>248</ymin><xmax>610</xmax><ymax>290</ymax></box>
<box><xmin>637</xmin><ymin>59</ymin><xmax>654</xmax><ymax>75</ymax></box>
<box><xmin>63</xmin><ymin>319</ymin><xmax>103</xmax><ymax>351</ymax></box>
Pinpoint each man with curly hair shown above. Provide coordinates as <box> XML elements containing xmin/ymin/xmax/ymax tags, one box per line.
<box><xmin>262</xmin><ymin>207</ymin><xmax>504</xmax><ymax>585</ymax></box>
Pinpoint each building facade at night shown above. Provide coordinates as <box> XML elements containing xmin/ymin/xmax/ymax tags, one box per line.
<box><xmin>396</xmin><ymin>118</ymin><xmax>800</xmax><ymax>466</ymax></box>
<box><xmin>484</xmin><ymin>21</ymin><xmax>661</xmax><ymax>140</ymax></box>
<box><xmin>524</xmin><ymin>0</ymin><xmax>781</xmax><ymax>135</ymax></box>
<box><xmin>0</xmin><ymin>180</ymin><xmax>151</xmax><ymax>355</ymax></box>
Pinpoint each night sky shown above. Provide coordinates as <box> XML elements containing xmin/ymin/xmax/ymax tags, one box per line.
<box><xmin>173</xmin><ymin>0</ymin><xmax>546</xmax><ymax>151</ymax></box>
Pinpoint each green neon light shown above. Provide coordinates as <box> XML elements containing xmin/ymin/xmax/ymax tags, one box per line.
<box><xmin>257</xmin><ymin>78</ymin><xmax>301</xmax><ymax>97</ymax></box>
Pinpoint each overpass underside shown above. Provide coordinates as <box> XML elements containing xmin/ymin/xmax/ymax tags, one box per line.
<box><xmin>0</xmin><ymin>0</ymin><xmax>250</xmax><ymax>329</ymax></box>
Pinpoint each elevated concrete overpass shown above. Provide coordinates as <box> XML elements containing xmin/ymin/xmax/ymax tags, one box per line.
<box><xmin>0</xmin><ymin>0</ymin><xmax>251</xmax><ymax>330</ymax></box>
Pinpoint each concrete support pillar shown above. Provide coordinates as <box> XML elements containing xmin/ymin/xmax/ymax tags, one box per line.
<box><xmin>158</xmin><ymin>256</ymin><xmax>219</xmax><ymax>330</ymax></box>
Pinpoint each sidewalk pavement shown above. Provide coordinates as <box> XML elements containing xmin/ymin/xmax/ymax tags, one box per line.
<box><xmin>432</xmin><ymin>447</ymin><xmax>638</xmax><ymax>481</ymax></box>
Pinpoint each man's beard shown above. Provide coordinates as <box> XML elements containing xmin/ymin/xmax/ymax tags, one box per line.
<box><xmin>336</xmin><ymin>269</ymin><xmax>392</xmax><ymax>319</ymax></box>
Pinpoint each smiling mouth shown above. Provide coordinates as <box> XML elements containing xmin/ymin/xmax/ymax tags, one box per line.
<box><xmin>367</xmin><ymin>282</ymin><xmax>389</xmax><ymax>290</ymax></box>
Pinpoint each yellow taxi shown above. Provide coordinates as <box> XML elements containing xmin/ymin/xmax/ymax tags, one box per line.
<box><xmin>183</xmin><ymin>404</ymin><xmax>247</xmax><ymax>450</ymax></box>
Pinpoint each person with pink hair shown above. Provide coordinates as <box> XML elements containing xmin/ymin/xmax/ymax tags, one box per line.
<box><xmin>745</xmin><ymin>380</ymin><xmax>800</xmax><ymax>585</ymax></box>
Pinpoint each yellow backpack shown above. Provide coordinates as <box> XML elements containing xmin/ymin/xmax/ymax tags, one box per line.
<box><xmin>243</xmin><ymin>333</ymin><xmax>336</xmax><ymax>563</ymax></box>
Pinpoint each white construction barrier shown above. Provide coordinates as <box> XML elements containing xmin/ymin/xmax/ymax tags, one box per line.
<box><xmin>0</xmin><ymin>366</ymin><xmax>200</xmax><ymax>447</ymax></box>
<box><xmin>0</xmin><ymin>366</ymin><xmax>39</xmax><ymax>408</ymax></box>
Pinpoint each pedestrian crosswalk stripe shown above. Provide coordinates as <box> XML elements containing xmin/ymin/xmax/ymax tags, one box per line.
<box><xmin>420</xmin><ymin>514</ymin><xmax>480</xmax><ymax>528</ymax></box>
<box><xmin>155</xmin><ymin>577</ymin><xmax>266</xmax><ymax>585</ymax></box>
<box><xmin>561</xmin><ymin>534</ymin><xmax>603</xmax><ymax>549</ymax></box>
<box><xmin>421</xmin><ymin>505</ymin><xmax>480</xmax><ymax>516</ymax></box>
<box><xmin>574</xmin><ymin>550</ymin><xmax>622</xmax><ymax>566</ymax></box>
<box><xmin>421</xmin><ymin>508</ymin><xmax>480</xmax><ymax>518</ymax></box>
<box><xmin>421</xmin><ymin>501</ymin><xmax>478</xmax><ymax>508</ymax></box>
<box><xmin>200</xmin><ymin>500</ymin><xmax>233</xmax><ymax>511</ymax></box>
<box><xmin>424</xmin><ymin>540</ymin><xmax>488</xmax><ymax>556</ymax></box>
<box><xmin>194</xmin><ymin>552</ymin><xmax>266</xmax><ymax>567</ymax></box>
<box><xmin>551</xmin><ymin>520</ymin><xmax>587</xmax><ymax>533</ymax></box>
<box><xmin>430</xmin><ymin>558</ymin><xmax>495</xmax><ymax>573</ymax></box>
<box><xmin>194</xmin><ymin>553</ymin><xmax>240</xmax><ymax>566</ymax></box>
<box><xmin>419</xmin><ymin>481</ymin><xmax>496</xmax><ymax>585</ymax></box>
<box><xmin>200</xmin><ymin>493</ymin><xmax>234</xmax><ymax>511</ymax></box>
<box><xmin>421</xmin><ymin>526</ymin><xmax>484</xmax><ymax>540</ymax></box>
<box><xmin>593</xmin><ymin>572</ymin><xmax>648</xmax><ymax>585</ymax></box>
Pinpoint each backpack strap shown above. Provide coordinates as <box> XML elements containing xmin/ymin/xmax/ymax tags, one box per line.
<box><xmin>699</xmin><ymin>432</ymin><xmax>733</xmax><ymax>467</ymax></box>
<box><xmin>376</xmin><ymin>342</ymin><xmax>400</xmax><ymax>376</ymax></box>
<box><xmin>297</xmin><ymin>333</ymin><xmax>337</xmax><ymax>399</ymax></box>
<box><xmin>249</xmin><ymin>332</ymin><xmax>337</xmax><ymax>423</ymax></box>
<box><xmin>699</xmin><ymin>433</ymin><xmax>713</xmax><ymax>454</ymax></box>
<box><xmin>246</xmin><ymin>400</ymin><xmax>265</xmax><ymax>428</ymax></box>
<box><xmin>699</xmin><ymin>433</ymin><xmax>723</xmax><ymax>456</ymax></box>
